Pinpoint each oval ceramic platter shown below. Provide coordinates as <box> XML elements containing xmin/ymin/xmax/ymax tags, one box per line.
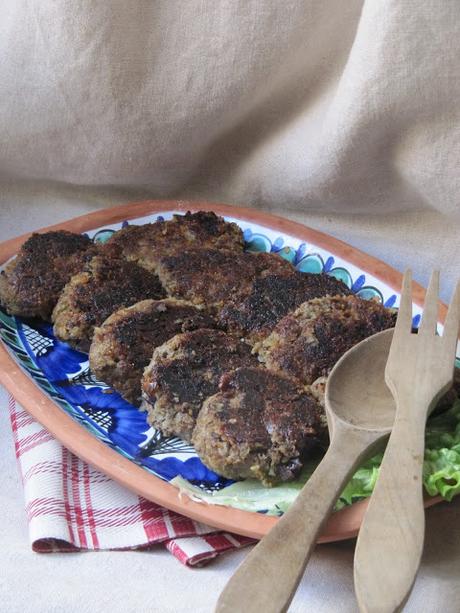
<box><xmin>0</xmin><ymin>200</ymin><xmax>458</xmax><ymax>542</ymax></box>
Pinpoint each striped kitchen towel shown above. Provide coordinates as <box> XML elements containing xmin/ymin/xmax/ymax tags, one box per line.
<box><xmin>4</xmin><ymin>389</ymin><xmax>253</xmax><ymax>566</ymax></box>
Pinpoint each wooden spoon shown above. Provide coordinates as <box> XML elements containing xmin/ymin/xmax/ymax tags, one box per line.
<box><xmin>215</xmin><ymin>328</ymin><xmax>396</xmax><ymax>613</ymax></box>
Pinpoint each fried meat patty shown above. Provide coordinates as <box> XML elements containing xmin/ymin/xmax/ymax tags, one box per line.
<box><xmin>156</xmin><ymin>249</ymin><xmax>293</xmax><ymax>307</ymax></box>
<box><xmin>192</xmin><ymin>367</ymin><xmax>325</xmax><ymax>485</ymax></box>
<box><xmin>105</xmin><ymin>211</ymin><xmax>244</xmax><ymax>272</ymax></box>
<box><xmin>257</xmin><ymin>295</ymin><xmax>396</xmax><ymax>384</ymax></box>
<box><xmin>219</xmin><ymin>271</ymin><xmax>352</xmax><ymax>342</ymax></box>
<box><xmin>89</xmin><ymin>299</ymin><xmax>217</xmax><ymax>404</ymax></box>
<box><xmin>0</xmin><ymin>231</ymin><xmax>97</xmax><ymax>319</ymax></box>
<box><xmin>52</xmin><ymin>255</ymin><xmax>165</xmax><ymax>351</ymax></box>
<box><xmin>142</xmin><ymin>329</ymin><xmax>258</xmax><ymax>441</ymax></box>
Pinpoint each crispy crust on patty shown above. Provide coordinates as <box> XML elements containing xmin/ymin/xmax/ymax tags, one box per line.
<box><xmin>142</xmin><ymin>329</ymin><xmax>258</xmax><ymax>441</ymax></box>
<box><xmin>219</xmin><ymin>271</ymin><xmax>352</xmax><ymax>342</ymax></box>
<box><xmin>104</xmin><ymin>211</ymin><xmax>244</xmax><ymax>272</ymax></box>
<box><xmin>156</xmin><ymin>249</ymin><xmax>293</xmax><ymax>307</ymax></box>
<box><xmin>192</xmin><ymin>367</ymin><xmax>325</xmax><ymax>485</ymax></box>
<box><xmin>89</xmin><ymin>299</ymin><xmax>217</xmax><ymax>404</ymax></box>
<box><xmin>52</xmin><ymin>255</ymin><xmax>166</xmax><ymax>351</ymax></box>
<box><xmin>0</xmin><ymin>231</ymin><xmax>96</xmax><ymax>319</ymax></box>
<box><xmin>256</xmin><ymin>295</ymin><xmax>396</xmax><ymax>384</ymax></box>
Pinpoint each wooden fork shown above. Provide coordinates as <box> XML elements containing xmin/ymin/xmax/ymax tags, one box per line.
<box><xmin>354</xmin><ymin>271</ymin><xmax>460</xmax><ymax>613</ymax></box>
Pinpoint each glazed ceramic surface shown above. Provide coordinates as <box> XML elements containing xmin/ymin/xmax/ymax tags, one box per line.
<box><xmin>0</xmin><ymin>202</ymin><xmax>457</xmax><ymax>539</ymax></box>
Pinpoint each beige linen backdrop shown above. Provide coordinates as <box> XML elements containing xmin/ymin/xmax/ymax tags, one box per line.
<box><xmin>0</xmin><ymin>0</ymin><xmax>459</xmax><ymax>295</ymax></box>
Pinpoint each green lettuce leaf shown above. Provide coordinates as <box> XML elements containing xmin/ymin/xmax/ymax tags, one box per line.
<box><xmin>339</xmin><ymin>399</ymin><xmax>460</xmax><ymax>507</ymax></box>
<box><xmin>423</xmin><ymin>398</ymin><xmax>460</xmax><ymax>501</ymax></box>
<box><xmin>171</xmin><ymin>399</ymin><xmax>460</xmax><ymax>515</ymax></box>
<box><xmin>172</xmin><ymin>460</ymin><xmax>317</xmax><ymax>516</ymax></box>
<box><xmin>336</xmin><ymin>454</ymin><xmax>383</xmax><ymax>510</ymax></box>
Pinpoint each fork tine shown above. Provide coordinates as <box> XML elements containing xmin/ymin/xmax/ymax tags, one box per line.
<box><xmin>419</xmin><ymin>271</ymin><xmax>440</xmax><ymax>336</ymax></box>
<box><xmin>442</xmin><ymin>281</ymin><xmax>460</xmax><ymax>354</ymax></box>
<box><xmin>394</xmin><ymin>269</ymin><xmax>413</xmax><ymax>334</ymax></box>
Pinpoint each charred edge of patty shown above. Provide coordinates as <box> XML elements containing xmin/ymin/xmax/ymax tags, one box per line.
<box><xmin>103</xmin><ymin>211</ymin><xmax>245</xmax><ymax>267</ymax></box>
<box><xmin>219</xmin><ymin>271</ymin><xmax>352</xmax><ymax>342</ymax></box>
<box><xmin>156</xmin><ymin>249</ymin><xmax>293</xmax><ymax>306</ymax></box>
<box><xmin>170</xmin><ymin>211</ymin><xmax>244</xmax><ymax>248</ymax></box>
<box><xmin>432</xmin><ymin>366</ymin><xmax>460</xmax><ymax>415</ymax></box>
<box><xmin>256</xmin><ymin>294</ymin><xmax>397</xmax><ymax>384</ymax></box>
<box><xmin>0</xmin><ymin>231</ymin><xmax>97</xmax><ymax>319</ymax></box>
<box><xmin>192</xmin><ymin>366</ymin><xmax>325</xmax><ymax>485</ymax></box>
<box><xmin>89</xmin><ymin>299</ymin><xmax>218</xmax><ymax>405</ymax></box>
<box><xmin>141</xmin><ymin>329</ymin><xmax>258</xmax><ymax>441</ymax></box>
<box><xmin>52</xmin><ymin>256</ymin><xmax>166</xmax><ymax>350</ymax></box>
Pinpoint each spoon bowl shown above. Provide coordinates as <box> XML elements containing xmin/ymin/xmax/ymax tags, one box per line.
<box><xmin>326</xmin><ymin>328</ymin><xmax>396</xmax><ymax>432</ymax></box>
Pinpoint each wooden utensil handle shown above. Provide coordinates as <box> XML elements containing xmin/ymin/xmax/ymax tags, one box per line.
<box><xmin>354</xmin><ymin>400</ymin><xmax>428</xmax><ymax>613</ymax></box>
<box><xmin>216</xmin><ymin>426</ymin><xmax>382</xmax><ymax>613</ymax></box>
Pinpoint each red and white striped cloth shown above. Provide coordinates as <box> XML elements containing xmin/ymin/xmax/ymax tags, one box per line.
<box><xmin>3</xmin><ymin>389</ymin><xmax>254</xmax><ymax>566</ymax></box>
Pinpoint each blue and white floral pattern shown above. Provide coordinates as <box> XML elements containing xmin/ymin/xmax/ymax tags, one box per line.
<box><xmin>1</xmin><ymin>212</ymin><xmax>458</xmax><ymax>508</ymax></box>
